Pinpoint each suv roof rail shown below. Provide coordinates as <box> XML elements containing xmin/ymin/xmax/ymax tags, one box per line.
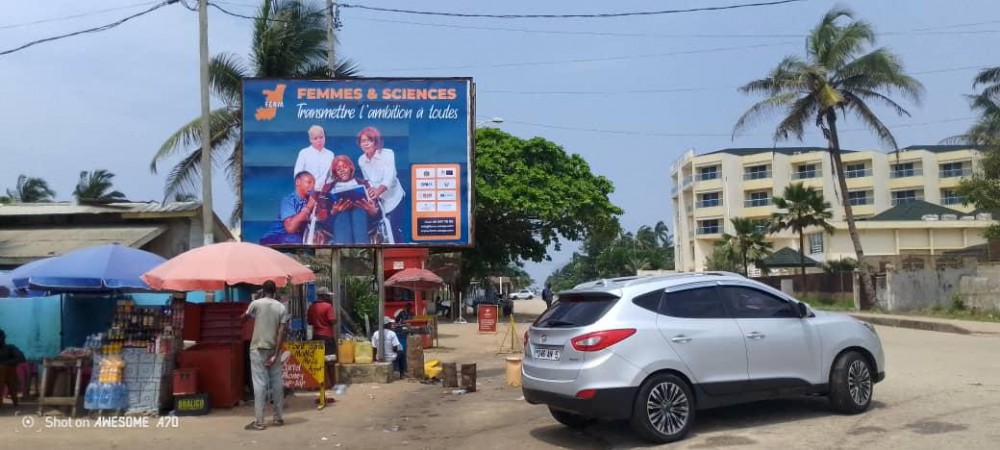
<box><xmin>700</xmin><ymin>271</ymin><xmax>745</xmax><ymax>278</ymax></box>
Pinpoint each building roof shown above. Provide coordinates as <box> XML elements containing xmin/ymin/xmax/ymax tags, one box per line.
<box><xmin>898</xmin><ymin>145</ymin><xmax>981</xmax><ymax>153</ymax></box>
<box><xmin>0</xmin><ymin>201</ymin><xmax>202</xmax><ymax>217</ymax></box>
<box><xmin>869</xmin><ymin>200</ymin><xmax>965</xmax><ymax>221</ymax></box>
<box><xmin>0</xmin><ymin>225</ymin><xmax>167</xmax><ymax>265</ymax></box>
<box><xmin>703</xmin><ymin>147</ymin><xmax>856</xmax><ymax>157</ymax></box>
<box><xmin>759</xmin><ymin>247</ymin><xmax>819</xmax><ymax>268</ymax></box>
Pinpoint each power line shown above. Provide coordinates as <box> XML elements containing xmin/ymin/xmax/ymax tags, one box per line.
<box><xmin>374</xmin><ymin>41</ymin><xmax>799</xmax><ymax>72</ymax></box>
<box><xmin>338</xmin><ymin>0</ymin><xmax>808</xmax><ymax>20</ymax></box>
<box><xmin>475</xmin><ymin>65</ymin><xmax>990</xmax><ymax>96</ymax></box>
<box><xmin>345</xmin><ymin>15</ymin><xmax>1000</xmax><ymax>40</ymax></box>
<box><xmin>0</xmin><ymin>1</ymin><xmax>179</xmax><ymax>57</ymax></box>
<box><xmin>497</xmin><ymin>117</ymin><xmax>975</xmax><ymax>139</ymax></box>
<box><xmin>0</xmin><ymin>1</ymin><xmax>162</xmax><ymax>31</ymax></box>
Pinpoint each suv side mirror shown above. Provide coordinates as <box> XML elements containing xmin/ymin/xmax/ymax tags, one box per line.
<box><xmin>796</xmin><ymin>302</ymin><xmax>809</xmax><ymax>318</ymax></box>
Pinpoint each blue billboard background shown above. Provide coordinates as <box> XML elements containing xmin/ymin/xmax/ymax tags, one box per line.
<box><xmin>241</xmin><ymin>78</ymin><xmax>473</xmax><ymax>247</ymax></box>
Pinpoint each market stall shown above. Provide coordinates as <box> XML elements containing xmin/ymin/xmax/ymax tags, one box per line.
<box><xmin>7</xmin><ymin>243</ymin><xmax>170</xmax><ymax>416</ymax></box>
<box><xmin>141</xmin><ymin>241</ymin><xmax>318</xmax><ymax>409</ymax></box>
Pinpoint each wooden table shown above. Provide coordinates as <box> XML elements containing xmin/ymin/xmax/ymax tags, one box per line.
<box><xmin>38</xmin><ymin>357</ymin><xmax>91</xmax><ymax>417</ymax></box>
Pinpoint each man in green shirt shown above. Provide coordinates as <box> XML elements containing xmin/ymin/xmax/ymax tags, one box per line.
<box><xmin>242</xmin><ymin>281</ymin><xmax>289</xmax><ymax>430</ymax></box>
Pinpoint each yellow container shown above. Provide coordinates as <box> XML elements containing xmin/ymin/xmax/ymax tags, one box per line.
<box><xmin>505</xmin><ymin>357</ymin><xmax>523</xmax><ymax>387</ymax></box>
<box><xmin>354</xmin><ymin>341</ymin><xmax>374</xmax><ymax>364</ymax></box>
<box><xmin>337</xmin><ymin>340</ymin><xmax>355</xmax><ymax>364</ymax></box>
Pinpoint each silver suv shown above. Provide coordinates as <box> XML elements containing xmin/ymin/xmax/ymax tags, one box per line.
<box><xmin>521</xmin><ymin>272</ymin><xmax>885</xmax><ymax>444</ymax></box>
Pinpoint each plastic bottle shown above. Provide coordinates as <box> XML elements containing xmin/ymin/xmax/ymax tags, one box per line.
<box><xmin>84</xmin><ymin>382</ymin><xmax>100</xmax><ymax>410</ymax></box>
<box><xmin>97</xmin><ymin>383</ymin><xmax>113</xmax><ymax>410</ymax></box>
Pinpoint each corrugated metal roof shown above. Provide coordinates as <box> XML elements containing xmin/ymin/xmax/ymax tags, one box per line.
<box><xmin>0</xmin><ymin>201</ymin><xmax>201</xmax><ymax>217</ymax></box>
<box><xmin>0</xmin><ymin>225</ymin><xmax>167</xmax><ymax>265</ymax></box>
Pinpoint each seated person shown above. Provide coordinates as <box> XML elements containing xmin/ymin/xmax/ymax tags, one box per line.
<box><xmin>259</xmin><ymin>171</ymin><xmax>324</xmax><ymax>245</ymax></box>
<box><xmin>321</xmin><ymin>156</ymin><xmax>379</xmax><ymax>245</ymax></box>
<box><xmin>0</xmin><ymin>329</ymin><xmax>26</xmax><ymax>407</ymax></box>
<box><xmin>371</xmin><ymin>317</ymin><xmax>404</xmax><ymax>378</ymax></box>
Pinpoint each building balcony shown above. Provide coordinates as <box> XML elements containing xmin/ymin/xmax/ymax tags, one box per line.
<box><xmin>846</xmin><ymin>176</ymin><xmax>875</xmax><ymax>190</ymax></box>
<box><xmin>744</xmin><ymin>198</ymin><xmax>772</xmax><ymax>208</ymax></box>
<box><xmin>939</xmin><ymin>168</ymin><xmax>972</xmax><ymax>178</ymax></box>
<box><xmin>693</xmin><ymin>206</ymin><xmax>724</xmax><ymax>218</ymax></box>
<box><xmin>942</xmin><ymin>196</ymin><xmax>964</xmax><ymax>206</ymax></box>
<box><xmin>742</xmin><ymin>205</ymin><xmax>774</xmax><ymax>218</ymax></box>
<box><xmin>848</xmin><ymin>203</ymin><xmax>876</xmax><ymax>217</ymax></box>
<box><xmin>844</xmin><ymin>168</ymin><xmax>873</xmax><ymax>179</ymax></box>
<box><xmin>890</xmin><ymin>167</ymin><xmax>923</xmax><ymax>179</ymax></box>
<box><xmin>891</xmin><ymin>196</ymin><xmax>924</xmax><ymax>207</ymax></box>
<box><xmin>888</xmin><ymin>176</ymin><xmax>926</xmax><ymax>190</ymax></box>
<box><xmin>743</xmin><ymin>171</ymin><xmax>772</xmax><ymax>181</ymax></box>
<box><xmin>791</xmin><ymin>170</ymin><xmax>822</xmax><ymax>180</ymax></box>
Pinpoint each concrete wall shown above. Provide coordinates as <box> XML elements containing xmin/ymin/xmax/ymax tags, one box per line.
<box><xmin>959</xmin><ymin>263</ymin><xmax>1000</xmax><ymax>311</ymax></box>
<box><xmin>884</xmin><ymin>267</ymin><xmax>977</xmax><ymax>312</ymax></box>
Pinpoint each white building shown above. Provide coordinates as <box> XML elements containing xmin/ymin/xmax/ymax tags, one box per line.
<box><xmin>670</xmin><ymin>145</ymin><xmax>993</xmax><ymax>273</ymax></box>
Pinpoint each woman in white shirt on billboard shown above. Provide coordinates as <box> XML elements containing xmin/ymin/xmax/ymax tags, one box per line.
<box><xmin>356</xmin><ymin>126</ymin><xmax>405</xmax><ymax>243</ymax></box>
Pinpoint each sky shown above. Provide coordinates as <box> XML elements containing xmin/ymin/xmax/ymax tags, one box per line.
<box><xmin>1</xmin><ymin>0</ymin><xmax>997</xmax><ymax>285</ymax></box>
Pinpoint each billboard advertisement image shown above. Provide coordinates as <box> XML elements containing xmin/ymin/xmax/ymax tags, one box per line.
<box><xmin>241</xmin><ymin>78</ymin><xmax>474</xmax><ymax>248</ymax></box>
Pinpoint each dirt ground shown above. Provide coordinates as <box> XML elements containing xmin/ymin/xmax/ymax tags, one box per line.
<box><xmin>1</xmin><ymin>299</ymin><xmax>559</xmax><ymax>450</ymax></box>
<box><xmin>4</xmin><ymin>298</ymin><xmax>1000</xmax><ymax>449</ymax></box>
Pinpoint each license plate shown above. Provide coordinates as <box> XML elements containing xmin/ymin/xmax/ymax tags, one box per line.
<box><xmin>533</xmin><ymin>348</ymin><xmax>560</xmax><ymax>361</ymax></box>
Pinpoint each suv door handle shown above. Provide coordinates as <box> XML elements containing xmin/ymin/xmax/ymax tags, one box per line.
<box><xmin>746</xmin><ymin>332</ymin><xmax>765</xmax><ymax>340</ymax></box>
<box><xmin>671</xmin><ymin>335</ymin><xmax>692</xmax><ymax>343</ymax></box>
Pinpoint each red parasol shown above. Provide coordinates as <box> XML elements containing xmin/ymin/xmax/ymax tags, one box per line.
<box><xmin>384</xmin><ymin>268</ymin><xmax>444</xmax><ymax>316</ymax></box>
<box><xmin>141</xmin><ymin>242</ymin><xmax>316</xmax><ymax>291</ymax></box>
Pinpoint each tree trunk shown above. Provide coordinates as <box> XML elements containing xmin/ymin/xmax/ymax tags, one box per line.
<box><xmin>742</xmin><ymin>250</ymin><xmax>749</xmax><ymax>277</ymax></box>
<box><xmin>798</xmin><ymin>231</ymin><xmax>807</xmax><ymax>295</ymax></box>
<box><xmin>825</xmin><ymin>112</ymin><xmax>877</xmax><ymax>309</ymax></box>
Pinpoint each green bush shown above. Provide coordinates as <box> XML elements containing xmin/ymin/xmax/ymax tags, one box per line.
<box><xmin>949</xmin><ymin>295</ymin><xmax>968</xmax><ymax>312</ymax></box>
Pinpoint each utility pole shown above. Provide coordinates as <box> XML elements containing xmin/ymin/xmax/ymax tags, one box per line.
<box><xmin>199</xmin><ymin>0</ymin><xmax>214</xmax><ymax>246</ymax></box>
<box><xmin>325</xmin><ymin>0</ymin><xmax>343</xmax><ymax>304</ymax></box>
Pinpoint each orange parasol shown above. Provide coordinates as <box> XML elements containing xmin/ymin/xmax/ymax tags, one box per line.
<box><xmin>141</xmin><ymin>242</ymin><xmax>315</xmax><ymax>291</ymax></box>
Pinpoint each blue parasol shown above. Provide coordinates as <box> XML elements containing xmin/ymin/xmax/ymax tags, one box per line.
<box><xmin>11</xmin><ymin>243</ymin><xmax>167</xmax><ymax>292</ymax></box>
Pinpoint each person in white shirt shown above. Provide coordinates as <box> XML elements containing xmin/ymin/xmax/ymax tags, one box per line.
<box><xmin>356</xmin><ymin>126</ymin><xmax>405</xmax><ymax>243</ymax></box>
<box><xmin>294</xmin><ymin>125</ymin><xmax>336</xmax><ymax>187</ymax></box>
<box><xmin>371</xmin><ymin>316</ymin><xmax>403</xmax><ymax>377</ymax></box>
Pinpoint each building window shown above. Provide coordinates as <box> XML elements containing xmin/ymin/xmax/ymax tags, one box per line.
<box><xmin>697</xmin><ymin>192</ymin><xmax>721</xmax><ymax>208</ymax></box>
<box><xmin>808</xmin><ymin>233</ymin><xmax>824</xmax><ymax>254</ymax></box>
<box><xmin>848</xmin><ymin>190</ymin><xmax>871</xmax><ymax>206</ymax></box>
<box><xmin>697</xmin><ymin>165</ymin><xmax>720</xmax><ymax>181</ymax></box>
<box><xmin>890</xmin><ymin>162</ymin><xmax>922</xmax><ymax>178</ymax></box>
<box><xmin>697</xmin><ymin>219</ymin><xmax>720</xmax><ymax>235</ymax></box>
<box><xmin>744</xmin><ymin>191</ymin><xmax>771</xmax><ymax>207</ymax></box>
<box><xmin>743</xmin><ymin>165</ymin><xmax>771</xmax><ymax>180</ymax></box>
<box><xmin>939</xmin><ymin>162</ymin><xmax>970</xmax><ymax>178</ymax></box>
<box><xmin>941</xmin><ymin>189</ymin><xmax>964</xmax><ymax>205</ymax></box>
<box><xmin>845</xmin><ymin>163</ymin><xmax>871</xmax><ymax>178</ymax></box>
<box><xmin>753</xmin><ymin>222</ymin><xmax>769</xmax><ymax>234</ymax></box>
<box><xmin>891</xmin><ymin>190</ymin><xmax>921</xmax><ymax>206</ymax></box>
<box><xmin>792</xmin><ymin>163</ymin><xmax>820</xmax><ymax>180</ymax></box>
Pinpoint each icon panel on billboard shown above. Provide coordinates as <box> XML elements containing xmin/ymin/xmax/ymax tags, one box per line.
<box><xmin>411</xmin><ymin>163</ymin><xmax>461</xmax><ymax>241</ymax></box>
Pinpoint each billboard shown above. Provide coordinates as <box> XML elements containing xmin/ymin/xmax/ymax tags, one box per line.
<box><xmin>241</xmin><ymin>78</ymin><xmax>474</xmax><ymax>248</ymax></box>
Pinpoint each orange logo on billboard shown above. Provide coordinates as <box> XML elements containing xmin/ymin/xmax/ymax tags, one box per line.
<box><xmin>254</xmin><ymin>84</ymin><xmax>287</xmax><ymax>121</ymax></box>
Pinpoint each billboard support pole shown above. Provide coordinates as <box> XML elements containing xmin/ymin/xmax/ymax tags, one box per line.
<box><xmin>375</xmin><ymin>247</ymin><xmax>385</xmax><ymax>364</ymax></box>
<box><xmin>198</xmin><ymin>0</ymin><xmax>214</xmax><ymax>246</ymax></box>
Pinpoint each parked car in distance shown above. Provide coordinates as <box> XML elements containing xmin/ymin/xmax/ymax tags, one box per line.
<box><xmin>521</xmin><ymin>272</ymin><xmax>885</xmax><ymax>444</ymax></box>
<box><xmin>509</xmin><ymin>289</ymin><xmax>535</xmax><ymax>300</ymax></box>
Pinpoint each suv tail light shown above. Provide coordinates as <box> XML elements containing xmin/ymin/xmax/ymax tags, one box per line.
<box><xmin>523</xmin><ymin>330</ymin><xmax>529</xmax><ymax>350</ymax></box>
<box><xmin>571</xmin><ymin>329</ymin><xmax>636</xmax><ymax>352</ymax></box>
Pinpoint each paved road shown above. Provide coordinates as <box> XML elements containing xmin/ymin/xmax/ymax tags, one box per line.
<box><xmin>495</xmin><ymin>323</ymin><xmax>1000</xmax><ymax>449</ymax></box>
<box><xmin>3</xmin><ymin>304</ymin><xmax>998</xmax><ymax>449</ymax></box>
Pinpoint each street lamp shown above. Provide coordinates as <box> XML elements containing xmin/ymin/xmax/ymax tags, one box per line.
<box><xmin>476</xmin><ymin>117</ymin><xmax>504</xmax><ymax>127</ymax></box>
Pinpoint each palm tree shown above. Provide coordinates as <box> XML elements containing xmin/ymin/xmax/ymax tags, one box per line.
<box><xmin>944</xmin><ymin>68</ymin><xmax>1000</xmax><ymax>211</ymax></box>
<box><xmin>150</xmin><ymin>0</ymin><xmax>360</xmax><ymax>224</ymax></box>
<box><xmin>733</xmin><ymin>7</ymin><xmax>923</xmax><ymax>308</ymax></box>
<box><xmin>5</xmin><ymin>174</ymin><xmax>55</xmax><ymax>203</ymax></box>
<box><xmin>769</xmin><ymin>183</ymin><xmax>834</xmax><ymax>290</ymax></box>
<box><xmin>73</xmin><ymin>170</ymin><xmax>127</xmax><ymax>202</ymax></box>
<box><xmin>720</xmin><ymin>217</ymin><xmax>773</xmax><ymax>276</ymax></box>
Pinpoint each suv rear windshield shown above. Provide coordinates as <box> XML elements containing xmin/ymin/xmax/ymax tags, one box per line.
<box><xmin>533</xmin><ymin>293</ymin><xmax>619</xmax><ymax>328</ymax></box>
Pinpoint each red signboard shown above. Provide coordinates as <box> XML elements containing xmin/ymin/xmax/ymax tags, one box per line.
<box><xmin>478</xmin><ymin>305</ymin><xmax>498</xmax><ymax>334</ymax></box>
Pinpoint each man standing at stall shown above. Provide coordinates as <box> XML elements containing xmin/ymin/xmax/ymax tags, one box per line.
<box><xmin>307</xmin><ymin>287</ymin><xmax>337</xmax><ymax>396</ymax></box>
<box><xmin>242</xmin><ymin>280</ymin><xmax>289</xmax><ymax>431</ymax></box>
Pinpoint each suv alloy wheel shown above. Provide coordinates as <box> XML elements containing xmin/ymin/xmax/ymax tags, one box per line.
<box><xmin>829</xmin><ymin>351</ymin><xmax>874</xmax><ymax>414</ymax></box>
<box><xmin>630</xmin><ymin>373</ymin><xmax>695</xmax><ymax>443</ymax></box>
